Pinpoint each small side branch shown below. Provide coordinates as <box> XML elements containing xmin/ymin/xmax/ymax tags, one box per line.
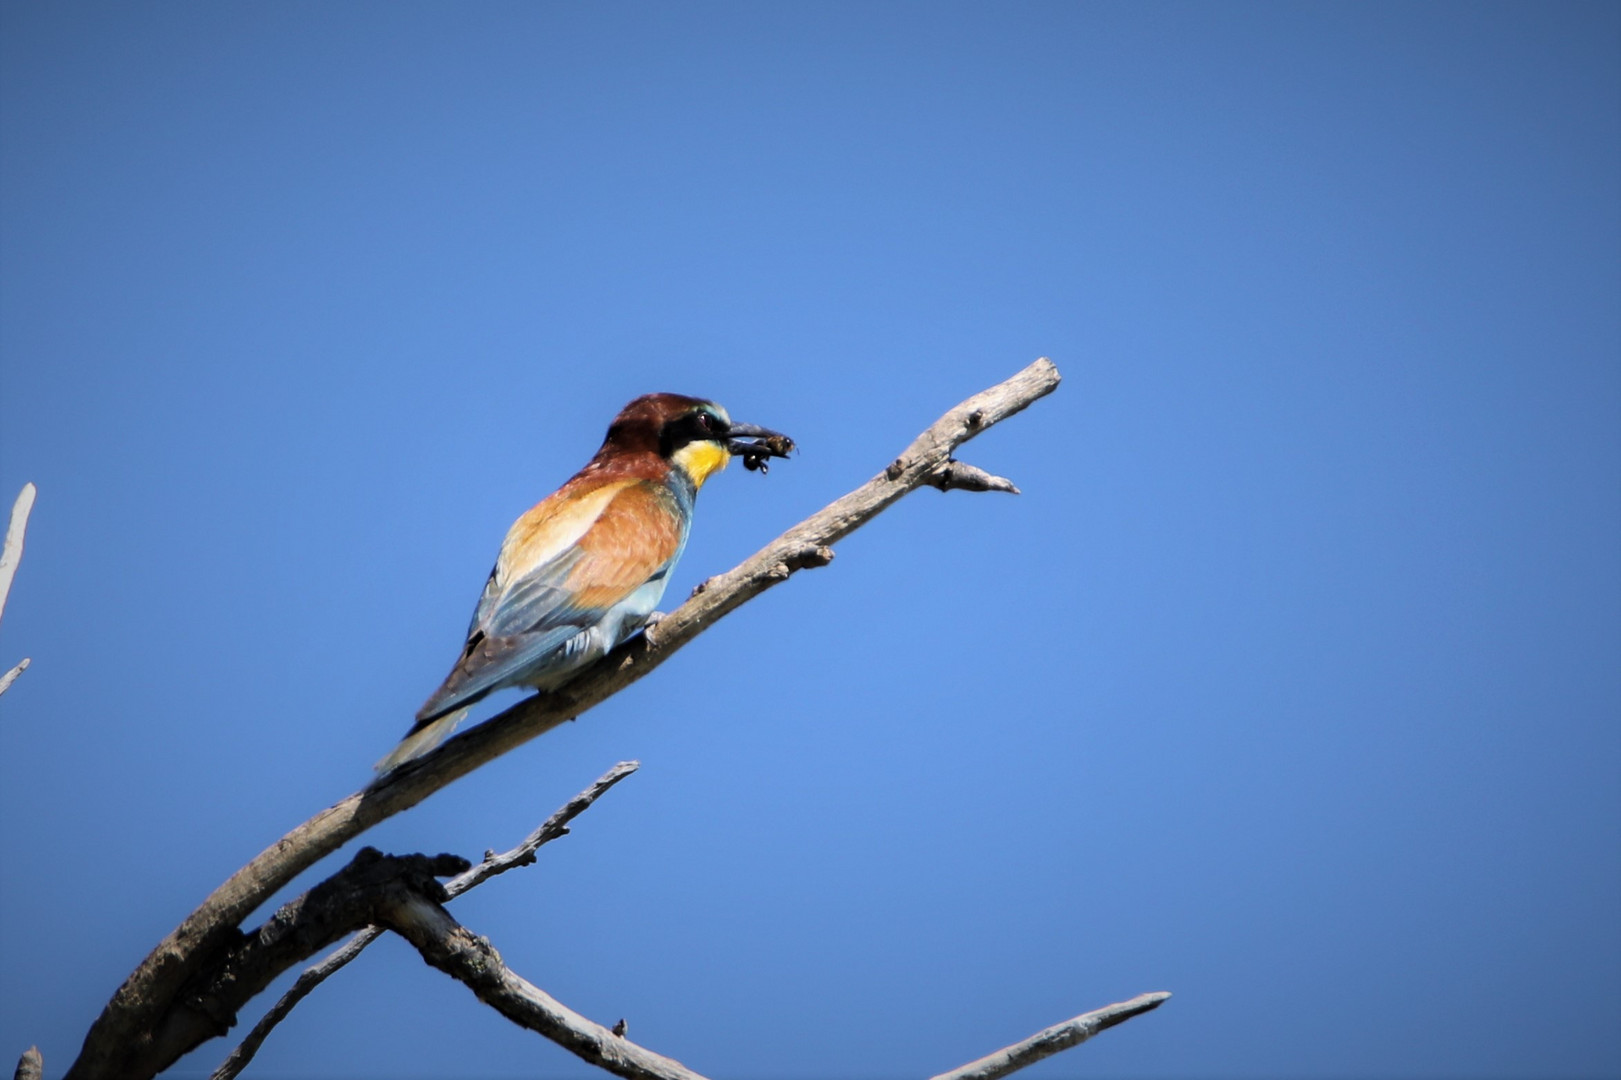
<box><xmin>0</xmin><ymin>657</ymin><xmax>29</xmax><ymax>698</ymax></box>
<box><xmin>928</xmin><ymin>992</ymin><xmax>1173</xmax><ymax>1080</ymax></box>
<box><xmin>0</xmin><ymin>483</ymin><xmax>35</xmax><ymax>625</ymax></box>
<box><xmin>446</xmin><ymin>760</ymin><xmax>639</xmax><ymax>899</ymax></box>
<box><xmin>383</xmin><ymin>892</ymin><xmax>711</xmax><ymax>1080</ymax></box>
<box><xmin>925</xmin><ymin>459</ymin><xmax>1020</xmax><ymax>494</ymax></box>
<box><xmin>135</xmin><ymin>849</ymin><xmax>472</xmax><ymax>1077</ymax></box>
<box><xmin>208</xmin><ymin>926</ymin><xmax>383</xmax><ymax>1080</ymax></box>
<box><xmin>13</xmin><ymin>1047</ymin><xmax>42</xmax><ymax>1080</ymax></box>
<box><xmin>0</xmin><ymin>482</ymin><xmax>36</xmax><ymax>697</ymax></box>
<box><xmin>211</xmin><ymin>762</ymin><xmax>640</xmax><ymax>1080</ymax></box>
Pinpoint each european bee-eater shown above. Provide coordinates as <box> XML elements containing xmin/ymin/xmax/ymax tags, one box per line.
<box><xmin>376</xmin><ymin>393</ymin><xmax>792</xmax><ymax>773</ymax></box>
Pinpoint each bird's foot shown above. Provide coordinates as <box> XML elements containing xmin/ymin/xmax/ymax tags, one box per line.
<box><xmin>640</xmin><ymin>610</ymin><xmax>668</xmax><ymax>645</ymax></box>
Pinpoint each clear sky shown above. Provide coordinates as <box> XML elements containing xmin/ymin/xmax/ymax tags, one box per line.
<box><xmin>1</xmin><ymin>4</ymin><xmax>1617</xmax><ymax>1078</ymax></box>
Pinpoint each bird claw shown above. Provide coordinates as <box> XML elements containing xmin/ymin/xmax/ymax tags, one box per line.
<box><xmin>640</xmin><ymin>610</ymin><xmax>668</xmax><ymax>644</ymax></box>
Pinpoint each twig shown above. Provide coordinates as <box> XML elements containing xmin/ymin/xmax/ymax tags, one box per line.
<box><xmin>208</xmin><ymin>927</ymin><xmax>384</xmax><ymax>1080</ymax></box>
<box><xmin>0</xmin><ymin>483</ymin><xmax>36</xmax><ymax>697</ymax></box>
<box><xmin>65</xmin><ymin>358</ymin><xmax>1062</xmax><ymax>1080</ymax></box>
<box><xmin>925</xmin><ymin>459</ymin><xmax>1019</xmax><ymax>494</ymax></box>
<box><xmin>210</xmin><ymin>762</ymin><xmax>639</xmax><ymax>1080</ymax></box>
<box><xmin>0</xmin><ymin>658</ymin><xmax>29</xmax><ymax>698</ymax></box>
<box><xmin>445</xmin><ymin>760</ymin><xmax>640</xmax><ymax>898</ymax></box>
<box><xmin>382</xmin><ymin>891</ymin><xmax>712</xmax><ymax>1080</ymax></box>
<box><xmin>927</xmin><ymin>992</ymin><xmax>1173</xmax><ymax>1080</ymax></box>
<box><xmin>0</xmin><ymin>483</ymin><xmax>35</xmax><ymax>627</ymax></box>
<box><xmin>13</xmin><ymin>1047</ymin><xmax>42</xmax><ymax>1080</ymax></box>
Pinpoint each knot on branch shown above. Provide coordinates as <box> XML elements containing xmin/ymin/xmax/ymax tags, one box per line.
<box><xmin>328</xmin><ymin>848</ymin><xmax>470</xmax><ymax>907</ymax></box>
<box><xmin>167</xmin><ymin>848</ymin><xmax>473</xmax><ymax>1062</ymax></box>
<box><xmin>787</xmin><ymin>544</ymin><xmax>835</xmax><ymax>571</ymax></box>
<box><xmin>767</xmin><ymin>544</ymin><xmax>836</xmax><ymax>580</ymax></box>
<box><xmin>926</xmin><ymin>459</ymin><xmax>1020</xmax><ymax>495</ymax></box>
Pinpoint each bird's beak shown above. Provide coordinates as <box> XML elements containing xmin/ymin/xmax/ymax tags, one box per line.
<box><xmin>724</xmin><ymin>422</ymin><xmax>795</xmax><ymax>473</ymax></box>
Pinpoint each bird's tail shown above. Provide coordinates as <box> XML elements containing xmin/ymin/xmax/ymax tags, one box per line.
<box><xmin>373</xmin><ymin>706</ymin><xmax>470</xmax><ymax>775</ymax></box>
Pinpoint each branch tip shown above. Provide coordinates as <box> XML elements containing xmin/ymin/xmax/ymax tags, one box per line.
<box><xmin>927</xmin><ymin>460</ymin><xmax>1020</xmax><ymax>495</ymax></box>
<box><xmin>14</xmin><ymin>1047</ymin><xmax>42</xmax><ymax>1080</ymax></box>
<box><xmin>0</xmin><ymin>658</ymin><xmax>30</xmax><ymax>698</ymax></box>
<box><xmin>929</xmin><ymin>991</ymin><xmax>1172</xmax><ymax>1080</ymax></box>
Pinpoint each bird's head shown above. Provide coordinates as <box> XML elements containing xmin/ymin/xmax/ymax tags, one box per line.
<box><xmin>600</xmin><ymin>394</ymin><xmax>794</xmax><ymax>489</ymax></box>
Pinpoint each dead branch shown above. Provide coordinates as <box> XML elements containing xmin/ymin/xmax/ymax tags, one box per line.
<box><xmin>442</xmin><ymin>760</ymin><xmax>641</xmax><ymax>900</ymax></box>
<box><xmin>371</xmin><ymin>884</ymin><xmax>1164</xmax><ymax>1080</ymax></box>
<box><xmin>209</xmin><ymin>757</ymin><xmax>1166</xmax><ymax>1080</ymax></box>
<box><xmin>128</xmin><ymin>848</ymin><xmax>472</xmax><ymax>1075</ymax></box>
<box><xmin>0</xmin><ymin>658</ymin><xmax>28</xmax><ymax>698</ymax></box>
<box><xmin>927</xmin><ymin>992</ymin><xmax>1174</xmax><ymax>1080</ymax></box>
<box><xmin>0</xmin><ymin>483</ymin><xmax>36</xmax><ymax>697</ymax></box>
<box><xmin>925</xmin><ymin>459</ymin><xmax>1020</xmax><ymax>494</ymax></box>
<box><xmin>382</xmin><ymin>890</ymin><xmax>711</xmax><ymax>1080</ymax></box>
<box><xmin>208</xmin><ymin>928</ymin><xmax>383</xmax><ymax>1080</ymax></box>
<box><xmin>63</xmin><ymin>358</ymin><xmax>1062</xmax><ymax>1080</ymax></box>
<box><xmin>0</xmin><ymin>483</ymin><xmax>35</xmax><ymax>624</ymax></box>
<box><xmin>12</xmin><ymin>1048</ymin><xmax>41</xmax><ymax>1080</ymax></box>
<box><xmin>211</xmin><ymin>761</ymin><xmax>640</xmax><ymax>1080</ymax></box>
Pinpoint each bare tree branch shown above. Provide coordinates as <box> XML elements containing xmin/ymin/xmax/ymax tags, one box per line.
<box><xmin>0</xmin><ymin>483</ymin><xmax>35</xmax><ymax>627</ymax></box>
<box><xmin>208</xmin><ymin>927</ymin><xmax>383</xmax><ymax>1080</ymax></box>
<box><xmin>375</xmin><ymin>883</ymin><xmax>1166</xmax><ymax>1080</ymax></box>
<box><xmin>927</xmin><ymin>992</ymin><xmax>1173</xmax><ymax>1080</ymax></box>
<box><xmin>12</xmin><ymin>1047</ymin><xmax>41</xmax><ymax>1080</ymax></box>
<box><xmin>209</xmin><ymin>760</ymin><xmax>1165</xmax><ymax>1080</ymax></box>
<box><xmin>382</xmin><ymin>891</ymin><xmax>712</xmax><ymax>1080</ymax></box>
<box><xmin>925</xmin><ymin>459</ymin><xmax>1020</xmax><ymax>494</ymax></box>
<box><xmin>0</xmin><ymin>483</ymin><xmax>36</xmax><ymax>697</ymax></box>
<box><xmin>443</xmin><ymin>760</ymin><xmax>641</xmax><ymax>900</ymax></box>
<box><xmin>133</xmin><ymin>848</ymin><xmax>473</xmax><ymax>1075</ymax></box>
<box><xmin>210</xmin><ymin>761</ymin><xmax>640</xmax><ymax>1080</ymax></box>
<box><xmin>64</xmin><ymin>358</ymin><xmax>1062</xmax><ymax>1080</ymax></box>
<box><xmin>0</xmin><ymin>658</ymin><xmax>29</xmax><ymax>698</ymax></box>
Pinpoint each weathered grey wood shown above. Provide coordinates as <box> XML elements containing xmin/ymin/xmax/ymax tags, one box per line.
<box><xmin>209</xmin><ymin>762</ymin><xmax>640</xmax><ymax>1080</ymax></box>
<box><xmin>927</xmin><ymin>992</ymin><xmax>1173</xmax><ymax>1080</ymax></box>
<box><xmin>12</xmin><ymin>1047</ymin><xmax>41</xmax><ymax>1080</ymax></box>
<box><xmin>0</xmin><ymin>483</ymin><xmax>35</xmax><ymax>627</ymax></box>
<box><xmin>925</xmin><ymin>459</ymin><xmax>1020</xmax><ymax>494</ymax></box>
<box><xmin>208</xmin><ymin>927</ymin><xmax>383</xmax><ymax>1080</ymax></box>
<box><xmin>64</xmin><ymin>359</ymin><xmax>1062</xmax><ymax>1080</ymax></box>
<box><xmin>384</xmin><ymin>892</ymin><xmax>713</xmax><ymax>1080</ymax></box>
<box><xmin>0</xmin><ymin>658</ymin><xmax>28</xmax><ymax>698</ymax></box>
<box><xmin>209</xmin><ymin>758</ymin><xmax>1166</xmax><ymax>1080</ymax></box>
<box><xmin>0</xmin><ymin>483</ymin><xmax>36</xmax><ymax>698</ymax></box>
<box><xmin>135</xmin><ymin>848</ymin><xmax>473</xmax><ymax>1075</ymax></box>
<box><xmin>443</xmin><ymin>760</ymin><xmax>641</xmax><ymax>900</ymax></box>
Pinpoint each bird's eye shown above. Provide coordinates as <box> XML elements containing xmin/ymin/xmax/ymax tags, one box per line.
<box><xmin>697</xmin><ymin>412</ymin><xmax>715</xmax><ymax>431</ymax></box>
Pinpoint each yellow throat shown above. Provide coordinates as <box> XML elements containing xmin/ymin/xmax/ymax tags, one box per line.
<box><xmin>672</xmin><ymin>440</ymin><xmax>730</xmax><ymax>489</ymax></box>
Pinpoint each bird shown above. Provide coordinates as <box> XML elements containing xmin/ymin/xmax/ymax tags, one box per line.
<box><xmin>375</xmin><ymin>393</ymin><xmax>793</xmax><ymax>773</ymax></box>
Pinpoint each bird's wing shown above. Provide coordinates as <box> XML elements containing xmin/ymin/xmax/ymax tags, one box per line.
<box><xmin>414</xmin><ymin>479</ymin><xmax>686</xmax><ymax>725</ymax></box>
<box><xmin>485</xmin><ymin>478</ymin><xmax>684</xmax><ymax>636</ymax></box>
<box><xmin>466</xmin><ymin>476</ymin><xmax>630</xmax><ymax>635</ymax></box>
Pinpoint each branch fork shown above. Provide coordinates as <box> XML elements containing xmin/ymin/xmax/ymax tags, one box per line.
<box><xmin>62</xmin><ymin>359</ymin><xmax>1072</xmax><ymax>1080</ymax></box>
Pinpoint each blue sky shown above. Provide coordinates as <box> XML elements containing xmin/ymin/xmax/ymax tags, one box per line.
<box><xmin>1</xmin><ymin>3</ymin><xmax>1617</xmax><ymax>1078</ymax></box>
